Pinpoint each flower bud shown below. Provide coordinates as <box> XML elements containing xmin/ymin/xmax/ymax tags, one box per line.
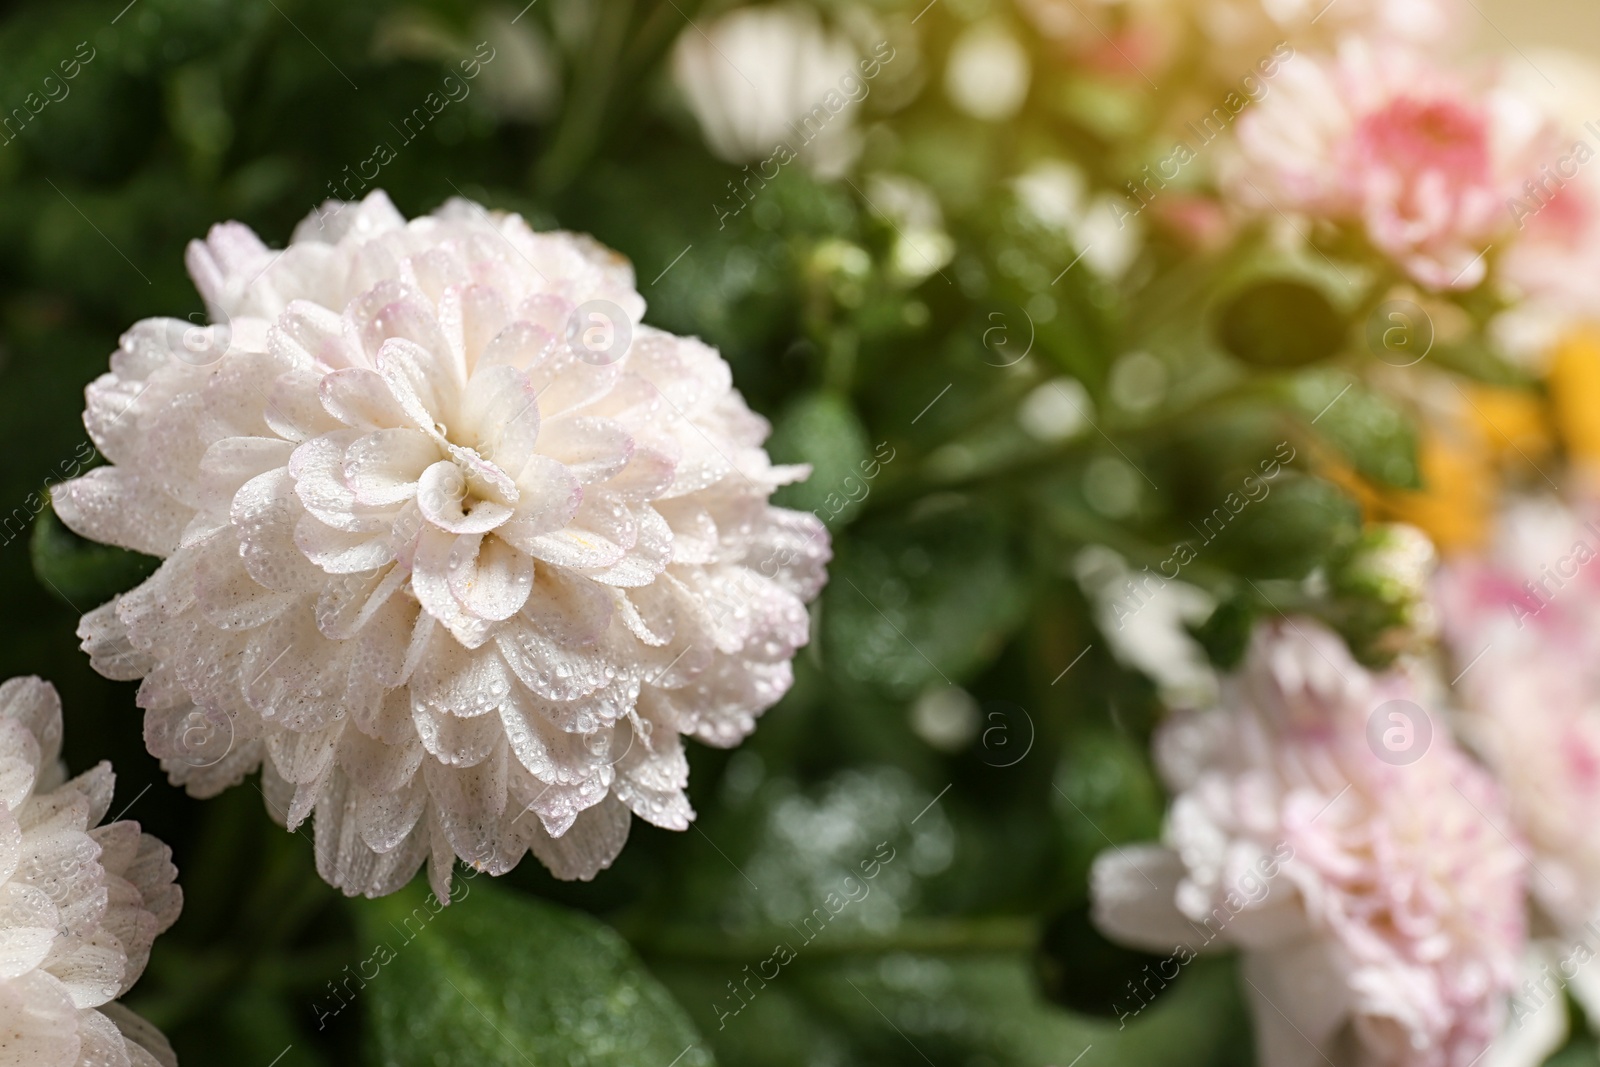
<box><xmin>1327</xmin><ymin>522</ymin><xmax>1438</xmax><ymax>667</ymax></box>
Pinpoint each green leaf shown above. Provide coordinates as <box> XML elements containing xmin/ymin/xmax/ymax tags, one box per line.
<box><xmin>31</xmin><ymin>498</ymin><xmax>159</xmax><ymax>609</ymax></box>
<box><xmin>1205</xmin><ymin>472</ymin><xmax>1363</xmax><ymax>580</ymax></box>
<box><xmin>1189</xmin><ymin>594</ymin><xmax>1257</xmax><ymax>671</ymax></box>
<box><xmin>1056</xmin><ymin>76</ymin><xmax>1148</xmax><ymax>139</ymax></box>
<box><xmin>1054</xmin><ymin>729</ymin><xmax>1165</xmax><ymax>892</ymax></box>
<box><xmin>1427</xmin><ymin>338</ymin><xmax>1535</xmax><ymax>388</ymax></box>
<box><xmin>1543</xmin><ymin>1031</ymin><xmax>1600</xmax><ymax>1067</ymax></box>
<box><xmin>1287</xmin><ymin>371</ymin><xmax>1421</xmax><ymax>489</ymax></box>
<box><xmin>1214</xmin><ymin>279</ymin><xmax>1346</xmax><ymax>369</ymax></box>
<box><xmin>354</xmin><ymin>877</ymin><xmax>713</xmax><ymax>1067</ymax></box>
<box><xmin>638</xmin><ymin>756</ymin><xmax>1244</xmax><ymax>1067</ymax></box>
<box><xmin>767</xmin><ymin>392</ymin><xmax>874</xmax><ymax>528</ymax></box>
<box><xmin>637</xmin><ymin>765</ymin><xmax>959</xmax><ymax>942</ymax></box>
<box><xmin>823</xmin><ymin>501</ymin><xmax>1027</xmax><ymax>697</ymax></box>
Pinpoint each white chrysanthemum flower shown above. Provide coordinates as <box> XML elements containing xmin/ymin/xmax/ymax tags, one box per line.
<box><xmin>0</xmin><ymin>676</ymin><xmax>182</xmax><ymax>1067</ymax></box>
<box><xmin>55</xmin><ymin>191</ymin><xmax>829</xmax><ymax>899</ymax></box>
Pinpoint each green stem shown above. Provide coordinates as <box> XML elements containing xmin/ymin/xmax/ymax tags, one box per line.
<box><xmin>536</xmin><ymin>0</ymin><xmax>637</xmax><ymax>194</ymax></box>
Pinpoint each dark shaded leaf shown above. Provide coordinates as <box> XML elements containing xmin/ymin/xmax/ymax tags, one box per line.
<box><xmin>31</xmin><ymin>498</ymin><xmax>159</xmax><ymax>609</ymax></box>
<box><xmin>823</xmin><ymin>501</ymin><xmax>1027</xmax><ymax>697</ymax></box>
<box><xmin>1215</xmin><ymin>280</ymin><xmax>1345</xmax><ymax>369</ymax></box>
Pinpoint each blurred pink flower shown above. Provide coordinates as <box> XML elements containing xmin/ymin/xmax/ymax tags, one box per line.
<box><xmin>1498</xmin><ymin>179</ymin><xmax>1600</xmax><ymax>320</ymax></box>
<box><xmin>1015</xmin><ymin>0</ymin><xmax>1460</xmax><ymax>85</ymax></box>
<box><xmin>1014</xmin><ymin>0</ymin><xmax>1179</xmax><ymax>82</ymax></box>
<box><xmin>1484</xmin><ymin>49</ymin><xmax>1600</xmax><ymax>347</ymax></box>
<box><xmin>1093</xmin><ymin>619</ymin><xmax>1530</xmax><ymax>1067</ymax></box>
<box><xmin>1232</xmin><ymin>40</ymin><xmax>1552</xmax><ymax>290</ymax></box>
<box><xmin>1150</xmin><ymin>193</ymin><xmax>1235</xmax><ymax>252</ymax></box>
<box><xmin>1435</xmin><ymin>495</ymin><xmax>1600</xmax><ymax>934</ymax></box>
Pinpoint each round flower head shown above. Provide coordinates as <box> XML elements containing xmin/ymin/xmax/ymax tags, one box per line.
<box><xmin>1092</xmin><ymin>620</ymin><xmax>1528</xmax><ymax>1067</ymax></box>
<box><xmin>1434</xmin><ymin>493</ymin><xmax>1600</xmax><ymax>934</ymax></box>
<box><xmin>1230</xmin><ymin>39</ymin><xmax>1552</xmax><ymax>290</ymax></box>
<box><xmin>55</xmin><ymin>191</ymin><xmax>829</xmax><ymax>899</ymax></box>
<box><xmin>0</xmin><ymin>676</ymin><xmax>181</xmax><ymax>1067</ymax></box>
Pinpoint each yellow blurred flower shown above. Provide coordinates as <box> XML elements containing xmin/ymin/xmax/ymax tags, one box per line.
<box><xmin>1548</xmin><ymin>327</ymin><xmax>1600</xmax><ymax>468</ymax></box>
<box><xmin>1321</xmin><ymin>381</ymin><xmax>1551</xmax><ymax>555</ymax></box>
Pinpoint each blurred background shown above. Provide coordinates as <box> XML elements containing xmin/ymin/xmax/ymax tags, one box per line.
<box><xmin>1477</xmin><ymin>0</ymin><xmax>1600</xmax><ymax>53</ymax></box>
<box><xmin>4</xmin><ymin>0</ymin><xmax>1600</xmax><ymax>1065</ymax></box>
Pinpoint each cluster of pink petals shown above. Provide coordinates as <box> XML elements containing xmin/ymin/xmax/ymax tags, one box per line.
<box><xmin>53</xmin><ymin>191</ymin><xmax>829</xmax><ymax>900</ymax></box>
<box><xmin>1498</xmin><ymin>176</ymin><xmax>1600</xmax><ymax>321</ymax></box>
<box><xmin>1434</xmin><ymin>494</ymin><xmax>1600</xmax><ymax>935</ymax></box>
<box><xmin>1093</xmin><ymin>620</ymin><xmax>1527</xmax><ymax>1067</ymax></box>
<box><xmin>1232</xmin><ymin>39</ymin><xmax>1553</xmax><ymax>290</ymax></box>
<box><xmin>1490</xmin><ymin>50</ymin><xmax>1600</xmax><ymax>328</ymax></box>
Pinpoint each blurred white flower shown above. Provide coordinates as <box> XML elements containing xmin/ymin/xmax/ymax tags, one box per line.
<box><xmin>1013</xmin><ymin>161</ymin><xmax>1143</xmax><ymax>279</ymax></box>
<box><xmin>1107</xmin><ymin>351</ymin><xmax>1167</xmax><ymax>413</ymax></box>
<box><xmin>0</xmin><ymin>676</ymin><xmax>181</xmax><ymax>1067</ymax></box>
<box><xmin>888</xmin><ymin>230</ymin><xmax>955</xmax><ymax>283</ymax></box>
<box><xmin>473</xmin><ymin>8</ymin><xmax>562</xmax><ymax>122</ymax></box>
<box><xmin>55</xmin><ymin>191</ymin><xmax>829</xmax><ymax>899</ymax></box>
<box><xmin>944</xmin><ymin>22</ymin><xmax>1030</xmax><ymax>122</ymax></box>
<box><xmin>1017</xmin><ymin>379</ymin><xmax>1091</xmax><ymax>442</ymax></box>
<box><xmin>671</xmin><ymin>4</ymin><xmax>863</xmax><ymax>178</ymax></box>
<box><xmin>866</xmin><ymin>173</ymin><xmax>956</xmax><ymax>283</ymax></box>
<box><xmin>909</xmin><ymin>685</ymin><xmax>980</xmax><ymax>751</ymax></box>
<box><xmin>1013</xmin><ymin>162</ymin><xmax>1092</xmax><ymax>232</ymax></box>
<box><xmin>1093</xmin><ymin>620</ymin><xmax>1535</xmax><ymax>1067</ymax></box>
<box><xmin>1074</xmin><ymin>545</ymin><xmax>1216</xmax><ymax>705</ymax></box>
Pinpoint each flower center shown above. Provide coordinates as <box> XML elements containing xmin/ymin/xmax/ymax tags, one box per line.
<box><xmin>1355</xmin><ymin>96</ymin><xmax>1490</xmax><ymax>182</ymax></box>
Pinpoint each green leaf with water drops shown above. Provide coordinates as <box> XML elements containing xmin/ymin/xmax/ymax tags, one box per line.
<box><xmin>822</xmin><ymin>501</ymin><xmax>1028</xmax><ymax>697</ymax></box>
<box><xmin>767</xmin><ymin>391</ymin><xmax>874</xmax><ymax>528</ymax></box>
<box><xmin>354</xmin><ymin>877</ymin><xmax>713</xmax><ymax>1067</ymax></box>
